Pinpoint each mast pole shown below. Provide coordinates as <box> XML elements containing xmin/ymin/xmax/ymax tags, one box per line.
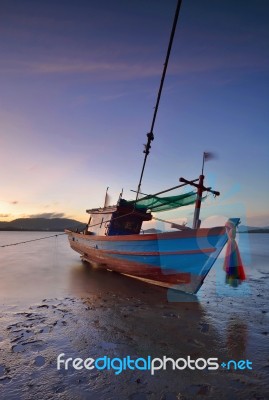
<box><xmin>179</xmin><ymin>176</ymin><xmax>220</xmax><ymax>229</ymax></box>
<box><xmin>201</xmin><ymin>153</ymin><xmax>205</xmax><ymax>175</ymax></box>
<box><xmin>192</xmin><ymin>174</ymin><xmax>204</xmax><ymax>229</ymax></box>
<box><xmin>135</xmin><ymin>0</ymin><xmax>183</xmax><ymax>200</ymax></box>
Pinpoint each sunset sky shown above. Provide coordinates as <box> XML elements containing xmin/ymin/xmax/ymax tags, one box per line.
<box><xmin>0</xmin><ymin>0</ymin><xmax>268</xmax><ymax>227</ymax></box>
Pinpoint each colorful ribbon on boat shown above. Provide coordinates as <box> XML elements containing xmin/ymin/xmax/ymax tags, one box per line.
<box><xmin>224</xmin><ymin>220</ymin><xmax>246</xmax><ymax>287</ymax></box>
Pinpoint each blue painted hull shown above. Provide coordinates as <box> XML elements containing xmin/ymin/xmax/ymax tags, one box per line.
<box><xmin>66</xmin><ymin>220</ymin><xmax>239</xmax><ymax>293</ymax></box>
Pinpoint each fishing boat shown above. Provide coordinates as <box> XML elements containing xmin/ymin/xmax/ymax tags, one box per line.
<box><xmin>66</xmin><ymin>0</ymin><xmax>244</xmax><ymax>294</ymax></box>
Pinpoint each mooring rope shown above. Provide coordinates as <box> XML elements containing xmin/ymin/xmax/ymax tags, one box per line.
<box><xmin>0</xmin><ymin>232</ymin><xmax>66</xmax><ymax>248</ymax></box>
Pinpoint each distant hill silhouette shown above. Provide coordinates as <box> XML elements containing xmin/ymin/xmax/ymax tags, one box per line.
<box><xmin>238</xmin><ymin>225</ymin><xmax>269</xmax><ymax>233</ymax></box>
<box><xmin>0</xmin><ymin>218</ymin><xmax>85</xmax><ymax>232</ymax></box>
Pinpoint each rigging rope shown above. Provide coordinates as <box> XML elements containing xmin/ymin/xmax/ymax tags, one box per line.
<box><xmin>136</xmin><ymin>0</ymin><xmax>182</xmax><ymax>200</ymax></box>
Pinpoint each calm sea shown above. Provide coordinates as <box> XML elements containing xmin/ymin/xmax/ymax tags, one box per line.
<box><xmin>0</xmin><ymin>231</ymin><xmax>268</xmax><ymax>393</ymax></box>
<box><xmin>0</xmin><ymin>231</ymin><xmax>268</xmax><ymax>305</ymax></box>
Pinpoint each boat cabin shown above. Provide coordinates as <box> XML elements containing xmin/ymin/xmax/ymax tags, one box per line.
<box><xmin>86</xmin><ymin>198</ymin><xmax>152</xmax><ymax>236</ymax></box>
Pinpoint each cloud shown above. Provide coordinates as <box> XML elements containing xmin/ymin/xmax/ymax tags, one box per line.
<box><xmin>247</xmin><ymin>214</ymin><xmax>269</xmax><ymax>227</ymax></box>
<box><xmin>28</xmin><ymin>212</ymin><xmax>66</xmax><ymax>219</ymax></box>
<box><xmin>0</xmin><ymin>214</ymin><xmax>10</xmax><ymax>218</ymax></box>
<box><xmin>1</xmin><ymin>48</ymin><xmax>268</xmax><ymax>85</ymax></box>
<box><xmin>6</xmin><ymin>59</ymin><xmax>162</xmax><ymax>81</ymax></box>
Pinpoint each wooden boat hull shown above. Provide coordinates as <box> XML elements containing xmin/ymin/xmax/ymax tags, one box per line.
<box><xmin>66</xmin><ymin>220</ymin><xmax>239</xmax><ymax>293</ymax></box>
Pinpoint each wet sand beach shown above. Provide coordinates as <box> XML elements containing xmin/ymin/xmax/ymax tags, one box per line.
<box><xmin>0</xmin><ymin>232</ymin><xmax>269</xmax><ymax>399</ymax></box>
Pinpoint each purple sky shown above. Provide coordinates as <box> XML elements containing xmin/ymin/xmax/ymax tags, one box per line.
<box><xmin>0</xmin><ymin>0</ymin><xmax>268</xmax><ymax>227</ymax></box>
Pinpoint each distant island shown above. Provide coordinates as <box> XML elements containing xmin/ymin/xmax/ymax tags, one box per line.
<box><xmin>238</xmin><ymin>225</ymin><xmax>269</xmax><ymax>234</ymax></box>
<box><xmin>0</xmin><ymin>218</ymin><xmax>86</xmax><ymax>232</ymax></box>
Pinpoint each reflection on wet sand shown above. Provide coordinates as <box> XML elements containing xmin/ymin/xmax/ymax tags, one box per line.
<box><xmin>69</xmin><ymin>260</ymin><xmax>199</xmax><ymax>304</ymax></box>
<box><xmin>226</xmin><ymin>319</ymin><xmax>248</xmax><ymax>360</ymax></box>
<box><xmin>68</xmin><ymin>262</ymin><xmax>209</xmax><ymax>356</ymax></box>
<box><xmin>67</xmin><ymin>263</ymin><xmax>217</xmax><ymax>393</ymax></box>
<box><xmin>61</xmin><ymin>262</ymin><xmax>263</xmax><ymax>398</ymax></box>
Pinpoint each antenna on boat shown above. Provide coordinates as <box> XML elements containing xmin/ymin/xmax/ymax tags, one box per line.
<box><xmin>135</xmin><ymin>0</ymin><xmax>183</xmax><ymax>201</ymax></box>
<box><xmin>103</xmin><ymin>186</ymin><xmax>110</xmax><ymax>208</ymax></box>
